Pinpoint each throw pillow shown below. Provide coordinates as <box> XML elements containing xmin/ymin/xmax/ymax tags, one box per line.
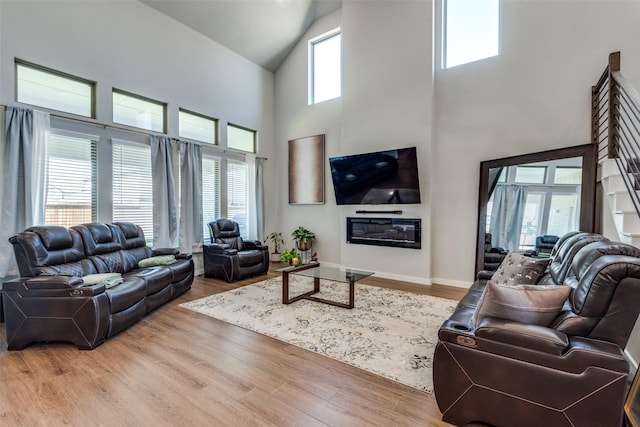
<box><xmin>491</xmin><ymin>252</ymin><xmax>551</xmax><ymax>286</ymax></box>
<box><xmin>82</xmin><ymin>272</ymin><xmax>124</xmax><ymax>289</ymax></box>
<box><xmin>473</xmin><ymin>281</ymin><xmax>572</xmax><ymax>327</ymax></box>
<box><xmin>138</xmin><ymin>254</ymin><xmax>177</xmax><ymax>268</ymax></box>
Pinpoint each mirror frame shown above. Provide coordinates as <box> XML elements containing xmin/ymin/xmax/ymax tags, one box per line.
<box><xmin>475</xmin><ymin>144</ymin><xmax>597</xmax><ymax>275</ymax></box>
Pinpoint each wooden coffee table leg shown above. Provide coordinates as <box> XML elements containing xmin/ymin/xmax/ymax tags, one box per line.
<box><xmin>348</xmin><ymin>277</ymin><xmax>355</xmax><ymax>309</ymax></box>
<box><xmin>282</xmin><ymin>271</ymin><xmax>289</xmax><ymax>304</ymax></box>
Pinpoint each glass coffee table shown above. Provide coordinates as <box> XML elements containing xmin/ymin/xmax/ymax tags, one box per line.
<box><xmin>276</xmin><ymin>262</ymin><xmax>374</xmax><ymax>309</ymax></box>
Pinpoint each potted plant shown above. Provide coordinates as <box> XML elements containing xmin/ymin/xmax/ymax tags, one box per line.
<box><xmin>280</xmin><ymin>248</ymin><xmax>301</xmax><ymax>265</ymax></box>
<box><xmin>291</xmin><ymin>226</ymin><xmax>316</xmax><ymax>252</ymax></box>
<box><xmin>265</xmin><ymin>231</ymin><xmax>285</xmax><ymax>262</ymax></box>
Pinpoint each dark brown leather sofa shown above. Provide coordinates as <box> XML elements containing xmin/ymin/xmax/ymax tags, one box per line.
<box><xmin>434</xmin><ymin>232</ymin><xmax>640</xmax><ymax>427</ymax></box>
<box><xmin>2</xmin><ymin>222</ymin><xmax>194</xmax><ymax>350</ymax></box>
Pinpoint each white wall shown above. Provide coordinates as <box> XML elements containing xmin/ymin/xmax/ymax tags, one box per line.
<box><xmin>275</xmin><ymin>1</ymin><xmax>434</xmax><ymax>283</ymax></box>
<box><xmin>0</xmin><ymin>1</ymin><xmax>276</xmax><ymax>273</ymax></box>
<box><xmin>4</xmin><ymin>1</ymin><xmax>640</xmax><ymax>287</ymax></box>
<box><xmin>432</xmin><ymin>0</ymin><xmax>640</xmax><ymax>286</ymax></box>
<box><xmin>276</xmin><ymin>0</ymin><xmax>640</xmax><ymax>287</ymax></box>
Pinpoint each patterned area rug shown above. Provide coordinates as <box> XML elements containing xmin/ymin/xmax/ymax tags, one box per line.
<box><xmin>180</xmin><ymin>276</ymin><xmax>457</xmax><ymax>393</ymax></box>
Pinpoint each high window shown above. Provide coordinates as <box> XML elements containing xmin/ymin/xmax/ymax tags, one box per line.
<box><xmin>443</xmin><ymin>0</ymin><xmax>500</xmax><ymax>68</ymax></box>
<box><xmin>44</xmin><ymin>132</ymin><xmax>97</xmax><ymax>227</ymax></box>
<box><xmin>112</xmin><ymin>140</ymin><xmax>153</xmax><ymax>243</ymax></box>
<box><xmin>227</xmin><ymin>124</ymin><xmax>256</xmax><ymax>153</ymax></box>
<box><xmin>179</xmin><ymin>109</ymin><xmax>217</xmax><ymax>144</ymax></box>
<box><xmin>16</xmin><ymin>60</ymin><xmax>95</xmax><ymax>117</ymax></box>
<box><xmin>112</xmin><ymin>89</ymin><xmax>166</xmax><ymax>133</ymax></box>
<box><xmin>309</xmin><ymin>28</ymin><xmax>341</xmax><ymax>104</ymax></box>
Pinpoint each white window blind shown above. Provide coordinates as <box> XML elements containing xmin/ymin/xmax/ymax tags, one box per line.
<box><xmin>112</xmin><ymin>140</ymin><xmax>153</xmax><ymax>244</ymax></box>
<box><xmin>227</xmin><ymin>160</ymin><xmax>248</xmax><ymax>236</ymax></box>
<box><xmin>202</xmin><ymin>155</ymin><xmax>221</xmax><ymax>243</ymax></box>
<box><xmin>44</xmin><ymin>133</ymin><xmax>96</xmax><ymax>227</ymax></box>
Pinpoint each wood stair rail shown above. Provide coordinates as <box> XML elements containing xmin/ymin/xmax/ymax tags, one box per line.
<box><xmin>592</xmin><ymin>51</ymin><xmax>640</xmax><ymax>217</ymax></box>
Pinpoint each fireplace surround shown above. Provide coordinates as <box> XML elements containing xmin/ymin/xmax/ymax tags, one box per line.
<box><xmin>346</xmin><ymin>217</ymin><xmax>421</xmax><ymax>249</ymax></box>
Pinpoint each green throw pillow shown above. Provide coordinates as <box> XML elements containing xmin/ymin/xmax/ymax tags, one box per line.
<box><xmin>138</xmin><ymin>254</ymin><xmax>177</xmax><ymax>268</ymax></box>
<box><xmin>82</xmin><ymin>272</ymin><xmax>124</xmax><ymax>289</ymax></box>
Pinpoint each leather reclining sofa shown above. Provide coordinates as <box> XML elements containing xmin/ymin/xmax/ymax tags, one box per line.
<box><xmin>3</xmin><ymin>222</ymin><xmax>194</xmax><ymax>350</ymax></box>
<box><xmin>434</xmin><ymin>231</ymin><xmax>640</xmax><ymax>426</ymax></box>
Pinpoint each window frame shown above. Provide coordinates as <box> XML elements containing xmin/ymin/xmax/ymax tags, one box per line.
<box><xmin>112</xmin><ymin>88</ymin><xmax>167</xmax><ymax>133</ymax></box>
<box><xmin>179</xmin><ymin>108</ymin><xmax>218</xmax><ymax>145</ymax></box>
<box><xmin>15</xmin><ymin>58</ymin><xmax>96</xmax><ymax>118</ymax></box>
<box><xmin>442</xmin><ymin>0</ymin><xmax>501</xmax><ymax>69</ymax></box>
<box><xmin>308</xmin><ymin>27</ymin><xmax>342</xmax><ymax>105</ymax></box>
<box><xmin>227</xmin><ymin>123</ymin><xmax>257</xmax><ymax>153</ymax></box>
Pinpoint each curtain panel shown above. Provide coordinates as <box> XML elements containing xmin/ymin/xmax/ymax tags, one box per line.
<box><xmin>179</xmin><ymin>140</ymin><xmax>203</xmax><ymax>253</ymax></box>
<box><xmin>0</xmin><ymin>107</ymin><xmax>50</xmax><ymax>277</ymax></box>
<box><xmin>150</xmin><ymin>135</ymin><xmax>178</xmax><ymax>248</ymax></box>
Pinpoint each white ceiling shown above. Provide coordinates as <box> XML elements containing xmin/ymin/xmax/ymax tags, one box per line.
<box><xmin>141</xmin><ymin>0</ymin><xmax>342</xmax><ymax>72</ymax></box>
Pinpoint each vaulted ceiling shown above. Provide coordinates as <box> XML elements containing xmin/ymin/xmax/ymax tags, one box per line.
<box><xmin>141</xmin><ymin>0</ymin><xmax>342</xmax><ymax>72</ymax></box>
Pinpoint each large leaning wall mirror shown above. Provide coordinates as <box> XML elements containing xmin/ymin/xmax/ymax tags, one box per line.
<box><xmin>475</xmin><ymin>144</ymin><xmax>597</xmax><ymax>275</ymax></box>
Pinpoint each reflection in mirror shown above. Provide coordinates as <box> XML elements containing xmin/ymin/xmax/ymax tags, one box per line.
<box><xmin>486</xmin><ymin>157</ymin><xmax>582</xmax><ymax>253</ymax></box>
<box><xmin>476</xmin><ymin>144</ymin><xmax>596</xmax><ymax>275</ymax></box>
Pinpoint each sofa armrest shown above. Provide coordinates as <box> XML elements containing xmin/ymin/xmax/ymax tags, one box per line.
<box><xmin>4</xmin><ymin>277</ymin><xmax>106</xmax><ymax>297</ymax></box>
<box><xmin>153</xmin><ymin>247</ymin><xmax>180</xmax><ymax>256</ymax></box>
<box><xmin>475</xmin><ymin>317</ymin><xmax>569</xmax><ymax>355</ymax></box>
<box><xmin>243</xmin><ymin>240</ymin><xmax>267</xmax><ymax>250</ymax></box>
<box><xmin>476</xmin><ymin>270</ymin><xmax>494</xmax><ymax>280</ymax></box>
<box><xmin>204</xmin><ymin>243</ymin><xmax>236</xmax><ymax>255</ymax></box>
<box><xmin>25</xmin><ymin>275</ymin><xmax>84</xmax><ymax>289</ymax></box>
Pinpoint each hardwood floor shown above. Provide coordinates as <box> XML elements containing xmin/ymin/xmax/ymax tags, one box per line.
<box><xmin>0</xmin><ymin>268</ymin><xmax>466</xmax><ymax>426</ymax></box>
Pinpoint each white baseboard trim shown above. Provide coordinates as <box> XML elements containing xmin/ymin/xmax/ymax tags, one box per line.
<box><xmin>430</xmin><ymin>277</ymin><xmax>473</xmax><ymax>289</ymax></box>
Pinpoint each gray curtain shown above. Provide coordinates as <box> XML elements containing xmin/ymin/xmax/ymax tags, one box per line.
<box><xmin>246</xmin><ymin>154</ymin><xmax>265</xmax><ymax>241</ymax></box>
<box><xmin>179</xmin><ymin>140</ymin><xmax>203</xmax><ymax>253</ymax></box>
<box><xmin>489</xmin><ymin>184</ymin><xmax>528</xmax><ymax>252</ymax></box>
<box><xmin>150</xmin><ymin>135</ymin><xmax>177</xmax><ymax>248</ymax></box>
<box><xmin>0</xmin><ymin>107</ymin><xmax>49</xmax><ymax>277</ymax></box>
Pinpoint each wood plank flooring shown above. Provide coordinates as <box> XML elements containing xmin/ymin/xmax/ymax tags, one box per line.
<box><xmin>0</xmin><ymin>267</ymin><xmax>467</xmax><ymax>426</ymax></box>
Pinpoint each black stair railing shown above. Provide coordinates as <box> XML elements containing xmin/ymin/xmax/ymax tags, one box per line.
<box><xmin>592</xmin><ymin>51</ymin><xmax>640</xmax><ymax>218</ymax></box>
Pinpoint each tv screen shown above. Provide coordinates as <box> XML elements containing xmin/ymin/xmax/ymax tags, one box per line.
<box><xmin>329</xmin><ymin>147</ymin><xmax>421</xmax><ymax>205</ymax></box>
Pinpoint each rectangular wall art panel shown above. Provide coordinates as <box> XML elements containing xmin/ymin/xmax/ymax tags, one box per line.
<box><xmin>288</xmin><ymin>134</ymin><xmax>325</xmax><ymax>204</ymax></box>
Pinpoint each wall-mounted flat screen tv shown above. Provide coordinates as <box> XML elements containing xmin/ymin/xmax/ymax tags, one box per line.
<box><xmin>329</xmin><ymin>147</ymin><xmax>421</xmax><ymax>205</ymax></box>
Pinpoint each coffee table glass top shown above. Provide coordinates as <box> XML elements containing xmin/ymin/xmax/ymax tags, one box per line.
<box><xmin>279</xmin><ymin>264</ymin><xmax>374</xmax><ymax>283</ymax></box>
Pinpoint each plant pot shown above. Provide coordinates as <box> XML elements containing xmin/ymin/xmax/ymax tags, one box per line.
<box><xmin>297</xmin><ymin>240</ymin><xmax>312</xmax><ymax>251</ymax></box>
<box><xmin>270</xmin><ymin>253</ymin><xmax>282</xmax><ymax>263</ymax></box>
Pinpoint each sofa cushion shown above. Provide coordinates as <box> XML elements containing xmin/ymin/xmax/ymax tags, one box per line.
<box><xmin>474</xmin><ymin>282</ymin><xmax>572</xmax><ymax>327</ymax></box>
<box><xmin>491</xmin><ymin>252</ymin><xmax>550</xmax><ymax>286</ymax></box>
<box><xmin>105</xmin><ymin>277</ymin><xmax>147</xmax><ymax>313</ymax></box>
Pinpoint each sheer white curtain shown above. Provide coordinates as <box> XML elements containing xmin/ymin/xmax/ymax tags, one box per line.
<box><xmin>150</xmin><ymin>135</ymin><xmax>178</xmax><ymax>248</ymax></box>
<box><xmin>0</xmin><ymin>107</ymin><xmax>50</xmax><ymax>277</ymax></box>
<box><xmin>245</xmin><ymin>154</ymin><xmax>265</xmax><ymax>241</ymax></box>
<box><xmin>179</xmin><ymin>140</ymin><xmax>203</xmax><ymax>253</ymax></box>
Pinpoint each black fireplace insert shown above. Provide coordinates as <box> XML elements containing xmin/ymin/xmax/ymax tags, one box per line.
<box><xmin>346</xmin><ymin>217</ymin><xmax>421</xmax><ymax>249</ymax></box>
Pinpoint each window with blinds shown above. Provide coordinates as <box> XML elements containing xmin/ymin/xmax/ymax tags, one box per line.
<box><xmin>227</xmin><ymin>160</ymin><xmax>248</xmax><ymax>236</ymax></box>
<box><xmin>202</xmin><ymin>155</ymin><xmax>221</xmax><ymax>243</ymax></box>
<box><xmin>112</xmin><ymin>140</ymin><xmax>153</xmax><ymax>244</ymax></box>
<box><xmin>44</xmin><ymin>133</ymin><xmax>97</xmax><ymax>227</ymax></box>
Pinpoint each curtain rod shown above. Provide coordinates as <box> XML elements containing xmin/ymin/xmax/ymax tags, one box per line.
<box><xmin>0</xmin><ymin>103</ymin><xmax>267</xmax><ymax>160</ymax></box>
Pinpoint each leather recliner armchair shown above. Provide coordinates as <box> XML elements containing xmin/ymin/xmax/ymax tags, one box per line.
<box><xmin>483</xmin><ymin>232</ymin><xmax>508</xmax><ymax>271</ymax></box>
<box><xmin>434</xmin><ymin>233</ymin><xmax>640</xmax><ymax>427</ymax></box>
<box><xmin>535</xmin><ymin>234</ymin><xmax>560</xmax><ymax>255</ymax></box>
<box><xmin>203</xmin><ymin>219</ymin><xmax>269</xmax><ymax>282</ymax></box>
